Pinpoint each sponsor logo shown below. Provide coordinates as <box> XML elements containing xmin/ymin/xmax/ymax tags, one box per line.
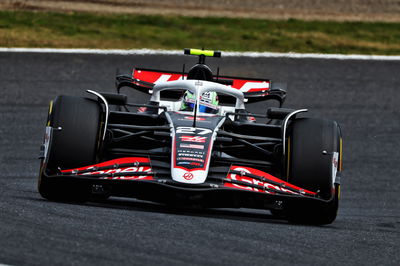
<box><xmin>178</xmin><ymin>157</ymin><xmax>204</xmax><ymax>162</ymax></box>
<box><xmin>332</xmin><ymin>156</ymin><xmax>338</xmax><ymax>169</ymax></box>
<box><xmin>227</xmin><ymin>167</ymin><xmax>298</xmax><ymax>195</ymax></box>
<box><xmin>154</xmin><ymin>74</ymin><xmax>172</xmax><ymax>84</ymax></box>
<box><xmin>180</xmin><ymin>136</ymin><xmax>206</xmax><ymax>143</ymax></box>
<box><xmin>177</xmin><ymin>162</ymin><xmax>191</xmax><ymax>165</ymax></box>
<box><xmin>248</xmin><ymin>116</ymin><xmax>256</xmax><ymax>122</ymax></box>
<box><xmin>134</xmin><ymin>71</ymin><xmax>186</xmax><ymax>84</ymax></box>
<box><xmin>184</xmin><ymin>116</ymin><xmax>206</xmax><ymax>121</ymax></box>
<box><xmin>44</xmin><ymin>132</ymin><xmax>50</xmax><ymax>142</ymax></box>
<box><xmin>183</xmin><ymin>172</ymin><xmax>194</xmax><ymax>180</ymax></box>
<box><xmin>240</xmin><ymin>81</ymin><xmax>269</xmax><ymax>92</ymax></box>
<box><xmin>331</xmin><ymin>152</ymin><xmax>339</xmax><ymax>185</ymax></box>
<box><xmin>43</xmin><ymin>126</ymin><xmax>52</xmax><ymax>160</ymax></box>
<box><xmin>177</xmin><ymin>153</ymin><xmax>203</xmax><ymax>158</ymax></box>
<box><xmin>82</xmin><ymin>166</ymin><xmax>152</xmax><ymax>180</ymax></box>
<box><xmin>177</xmin><ymin>149</ymin><xmax>204</xmax><ymax>154</ymax></box>
<box><xmin>137</xmin><ymin>107</ymin><xmax>147</xmax><ymax>113</ymax></box>
<box><xmin>180</xmin><ymin>143</ymin><xmax>205</xmax><ymax>150</ymax></box>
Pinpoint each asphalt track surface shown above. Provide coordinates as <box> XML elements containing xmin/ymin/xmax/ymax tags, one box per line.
<box><xmin>0</xmin><ymin>52</ymin><xmax>399</xmax><ymax>265</ymax></box>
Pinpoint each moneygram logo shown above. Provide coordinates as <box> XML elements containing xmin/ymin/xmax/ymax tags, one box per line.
<box><xmin>180</xmin><ymin>136</ymin><xmax>206</xmax><ymax>143</ymax></box>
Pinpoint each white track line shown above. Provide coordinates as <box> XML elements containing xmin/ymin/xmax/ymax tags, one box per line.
<box><xmin>0</xmin><ymin>47</ymin><xmax>399</xmax><ymax>61</ymax></box>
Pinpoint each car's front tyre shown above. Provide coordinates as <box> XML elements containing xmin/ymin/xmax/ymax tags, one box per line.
<box><xmin>38</xmin><ymin>95</ymin><xmax>101</xmax><ymax>202</ymax></box>
<box><xmin>285</xmin><ymin>118</ymin><xmax>342</xmax><ymax>225</ymax></box>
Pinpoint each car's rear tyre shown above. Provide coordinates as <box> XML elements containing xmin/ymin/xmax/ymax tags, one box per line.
<box><xmin>285</xmin><ymin>118</ymin><xmax>342</xmax><ymax>225</ymax></box>
<box><xmin>38</xmin><ymin>95</ymin><xmax>101</xmax><ymax>202</ymax></box>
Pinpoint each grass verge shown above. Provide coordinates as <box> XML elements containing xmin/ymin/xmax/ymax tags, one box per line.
<box><xmin>0</xmin><ymin>10</ymin><xmax>399</xmax><ymax>55</ymax></box>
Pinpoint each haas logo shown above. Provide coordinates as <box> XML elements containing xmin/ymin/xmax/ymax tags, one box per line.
<box><xmin>183</xmin><ymin>172</ymin><xmax>194</xmax><ymax>180</ymax></box>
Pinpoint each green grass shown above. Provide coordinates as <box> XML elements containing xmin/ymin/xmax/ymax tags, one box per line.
<box><xmin>1</xmin><ymin>10</ymin><xmax>400</xmax><ymax>54</ymax></box>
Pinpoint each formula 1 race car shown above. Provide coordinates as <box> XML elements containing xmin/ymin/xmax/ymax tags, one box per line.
<box><xmin>38</xmin><ymin>48</ymin><xmax>343</xmax><ymax>225</ymax></box>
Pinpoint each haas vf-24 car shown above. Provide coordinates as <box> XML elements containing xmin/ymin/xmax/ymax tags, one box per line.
<box><xmin>38</xmin><ymin>49</ymin><xmax>343</xmax><ymax>225</ymax></box>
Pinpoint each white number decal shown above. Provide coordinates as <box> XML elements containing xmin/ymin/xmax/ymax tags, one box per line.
<box><xmin>176</xmin><ymin>127</ymin><xmax>212</xmax><ymax>135</ymax></box>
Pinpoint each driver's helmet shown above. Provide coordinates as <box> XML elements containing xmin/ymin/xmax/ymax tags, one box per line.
<box><xmin>180</xmin><ymin>90</ymin><xmax>219</xmax><ymax>114</ymax></box>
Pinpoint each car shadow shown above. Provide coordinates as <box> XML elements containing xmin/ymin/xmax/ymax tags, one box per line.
<box><xmin>25</xmin><ymin>193</ymin><xmax>336</xmax><ymax>227</ymax></box>
<box><xmin>82</xmin><ymin>196</ymin><xmax>288</xmax><ymax>225</ymax></box>
<box><xmin>22</xmin><ymin>190</ymin><xmax>286</xmax><ymax>224</ymax></box>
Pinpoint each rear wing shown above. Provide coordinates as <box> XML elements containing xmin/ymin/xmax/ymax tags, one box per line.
<box><xmin>116</xmin><ymin>68</ymin><xmax>286</xmax><ymax>105</ymax></box>
<box><xmin>132</xmin><ymin>68</ymin><xmax>270</xmax><ymax>93</ymax></box>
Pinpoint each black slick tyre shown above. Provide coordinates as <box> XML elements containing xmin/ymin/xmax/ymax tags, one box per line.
<box><xmin>285</xmin><ymin>118</ymin><xmax>342</xmax><ymax>225</ymax></box>
<box><xmin>38</xmin><ymin>95</ymin><xmax>101</xmax><ymax>202</ymax></box>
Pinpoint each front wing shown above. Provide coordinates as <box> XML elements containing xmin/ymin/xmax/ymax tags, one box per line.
<box><xmin>45</xmin><ymin>157</ymin><xmax>331</xmax><ymax>210</ymax></box>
